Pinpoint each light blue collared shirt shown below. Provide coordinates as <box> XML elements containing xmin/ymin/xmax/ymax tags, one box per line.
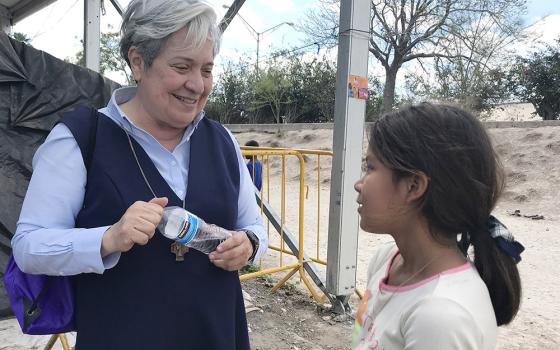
<box><xmin>12</xmin><ymin>87</ymin><xmax>267</xmax><ymax>276</ymax></box>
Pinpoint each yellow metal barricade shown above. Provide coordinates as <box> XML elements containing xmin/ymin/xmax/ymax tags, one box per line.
<box><xmin>44</xmin><ymin>334</ymin><xmax>71</xmax><ymax>350</ymax></box>
<box><xmin>43</xmin><ymin>145</ymin><xmax>339</xmax><ymax>350</ymax></box>
<box><xmin>240</xmin><ymin>146</ymin><xmax>335</xmax><ymax>302</ymax></box>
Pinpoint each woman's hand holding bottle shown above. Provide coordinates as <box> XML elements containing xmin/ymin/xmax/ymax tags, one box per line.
<box><xmin>101</xmin><ymin>197</ymin><xmax>168</xmax><ymax>257</ymax></box>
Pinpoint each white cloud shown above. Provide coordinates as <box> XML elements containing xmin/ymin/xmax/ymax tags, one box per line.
<box><xmin>522</xmin><ymin>14</ymin><xmax>560</xmax><ymax>51</ymax></box>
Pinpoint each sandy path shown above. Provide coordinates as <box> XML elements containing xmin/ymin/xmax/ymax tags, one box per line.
<box><xmin>1</xmin><ymin>124</ymin><xmax>558</xmax><ymax>349</ymax></box>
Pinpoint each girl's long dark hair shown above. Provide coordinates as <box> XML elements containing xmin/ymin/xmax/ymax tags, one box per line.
<box><xmin>369</xmin><ymin>103</ymin><xmax>521</xmax><ymax>326</ymax></box>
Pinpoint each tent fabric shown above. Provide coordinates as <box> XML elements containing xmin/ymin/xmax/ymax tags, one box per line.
<box><xmin>0</xmin><ymin>34</ymin><xmax>28</xmax><ymax>83</ymax></box>
<box><xmin>0</xmin><ymin>32</ymin><xmax>120</xmax><ymax>317</ymax></box>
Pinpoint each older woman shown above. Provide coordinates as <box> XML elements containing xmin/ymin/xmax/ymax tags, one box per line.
<box><xmin>11</xmin><ymin>1</ymin><xmax>267</xmax><ymax>349</ymax></box>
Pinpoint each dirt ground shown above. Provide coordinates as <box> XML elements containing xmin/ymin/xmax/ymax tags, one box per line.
<box><xmin>234</xmin><ymin>124</ymin><xmax>560</xmax><ymax>350</ymax></box>
<box><xmin>1</xmin><ymin>119</ymin><xmax>559</xmax><ymax>350</ymax></box>
<box><xmin>242</xmin><ymin>276</ymin><xmax>352</xmax><ymax>350</ymax></box>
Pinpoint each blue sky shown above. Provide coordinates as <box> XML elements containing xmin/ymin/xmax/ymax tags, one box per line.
<box><xmin>11</xmin><ymin>0</ymin><xmax>560</xmax><ymax>84</ymax></box>
<box><xmin>526</xmin><ymin>0</ymin><xmax>560</xmax><ymax>19</ymax></box>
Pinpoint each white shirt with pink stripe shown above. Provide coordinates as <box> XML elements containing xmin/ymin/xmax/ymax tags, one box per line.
<box><xmin>352</xmin><ymin>243</ymin><xmax>497</xmax><ymax>350</ymax></box>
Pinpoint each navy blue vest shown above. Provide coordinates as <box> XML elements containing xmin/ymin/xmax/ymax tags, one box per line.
<box><xmin>61</xmin><ymin>108</ymin><xmax>249</xmax><ymax>350</ymax></box>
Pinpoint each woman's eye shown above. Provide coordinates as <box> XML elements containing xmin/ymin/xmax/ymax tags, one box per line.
<box><xmin>174</xmin><ymin>65</ymin><xmax>189</xmax><ymax>71</ymax></box>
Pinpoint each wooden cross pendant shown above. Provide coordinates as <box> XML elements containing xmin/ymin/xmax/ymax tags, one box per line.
<box><xmin>170</xmin><ymin>242</ymin><xmax>189</xmax><ymax>262</ymax></box>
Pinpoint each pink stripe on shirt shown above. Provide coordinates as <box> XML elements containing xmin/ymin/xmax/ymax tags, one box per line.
<box><xmin>379</xmin><ymin>251</ymin><xmax>472</xmax><ymax>292</ymax></box>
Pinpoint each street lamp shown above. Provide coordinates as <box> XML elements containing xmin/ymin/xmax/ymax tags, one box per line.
<box><xmin>222</xmin><ymin>5</ymin><xmax>293</xmax><ymax>74</ymax></box>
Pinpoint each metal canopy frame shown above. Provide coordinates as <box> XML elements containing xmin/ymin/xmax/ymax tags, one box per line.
<box><xmin>0</xmin><ymin>0</ymin><xmax>369</xmax><ymax>314</ymax></box>
<box><xmin>0</xmin><ymin>0</ymin><xmax>57</xmax><ymax>25</ymax></box>
<box><xmin>0</xmin><ymin>0</ymin><xmax>125</xmax><ymax>72</ymax></box>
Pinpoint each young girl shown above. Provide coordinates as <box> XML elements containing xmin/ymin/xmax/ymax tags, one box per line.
<box><xmin>352</xmin><ymin>103</ymin><xmax>523</xmax><ymax>349</ymax></box>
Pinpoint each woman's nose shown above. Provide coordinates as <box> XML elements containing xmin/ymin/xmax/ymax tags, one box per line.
<box><xmin>184</xmin><ymin>71</ymin><xmax>204</xmax><ymax>94</ymax></box>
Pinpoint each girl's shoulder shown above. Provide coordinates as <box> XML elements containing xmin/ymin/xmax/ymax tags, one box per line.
<box><xmin>366</xmin><ymin>243</ymin><xmax>398</xmax><ymax>281</ymax></box>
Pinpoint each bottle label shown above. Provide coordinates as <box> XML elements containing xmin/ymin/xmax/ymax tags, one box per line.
<box><xmin>175</xmin><ymin>219</ymin><xmax>189</xmax><ymax>240</ymax></box>
<box><xmin>176</xmin><ymin>213</ymin><xmax>199</xmax><ymax>244</ymax></box>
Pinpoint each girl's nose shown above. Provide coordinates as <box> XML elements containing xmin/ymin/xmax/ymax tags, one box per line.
<box><xmin>354</xmin><ymin>178</ymin><xmax>362</xmax><ymax>193</ymax></box>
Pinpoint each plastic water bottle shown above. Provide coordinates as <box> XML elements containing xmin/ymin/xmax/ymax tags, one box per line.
<box><xmin>157</xmin><ymin>206</ymin><xmax>233</xmax><ymax>254</ymax></box>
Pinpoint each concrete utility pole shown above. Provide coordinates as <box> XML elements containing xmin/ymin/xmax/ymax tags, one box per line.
<box><xmin>84</xmin><ymin>0</ymin><xmax>101</xmax><ymax>72</ymax></box>
<box><xmin>0</xmin><ymin>5</ymin><xmax>11</xmax><ymax>34</ymax></box>
<box><xmin>326</xmin><ymin>0</ymin><xmax>370</xmax><ymax>314</ymax></box>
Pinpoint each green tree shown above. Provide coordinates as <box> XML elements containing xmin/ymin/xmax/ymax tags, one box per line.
<box><xmin>208</xmin><ymin>52</ymin><xmax>384</xmax><ymax>124</ymax></box>
<box><xmin>70</xmin><ymin>31</ymin><xmax>133</xmax><ymax>84</ymax></box>
<box><xmin>10</xmin><ymin>32</ymin><xmax>32</xmax><ymax>44</ymax></box>
<box><xmin>252</xmin><ymin>62</ymin><xmax>292</xmax><ymax>124</ymax></box>
<box><xmin>304</xmin><ymin>57</ymin><xmax>338</xmax><ymax>122</ymax></box>
<box><xmin>281</xmin><ymin>53</ymin><xmax>338</xmax><ymax>123</ymax></box>
<box><xmin>365</xmin><ymin>77</ymin><xmax>384</xmax><ymax>121</ymax></box>
<box><xmin>508</xmin><ymin>39</ymin><xmax>560</xmax><ymax>120</ymax></box>
<box><xmin>206</xmin><ymin>58</ymin><xmax>255</xmax><ymax>124</ymax></box>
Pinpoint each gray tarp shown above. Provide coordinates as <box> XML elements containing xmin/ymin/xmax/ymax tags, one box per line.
<box><xmin>0</xmin><ymin>32</ymin><xmax>119</xmax><ymax>317</ymax></box>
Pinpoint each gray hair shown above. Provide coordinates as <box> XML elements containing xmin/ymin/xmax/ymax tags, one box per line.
<box><xmin>120</xmin><ymin>0</ymin><xmax>221</xmax><ymax>68</ymax></box>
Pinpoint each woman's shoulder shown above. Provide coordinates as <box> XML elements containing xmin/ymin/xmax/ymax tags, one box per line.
<box><xmin>199</xmin><ymin>117</ymin><xmax>235</xmax><ymax>141</ymax></box>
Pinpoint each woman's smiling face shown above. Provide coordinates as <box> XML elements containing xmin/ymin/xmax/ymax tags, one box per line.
<box><xmin>132</xmin><ymin>26</ymin><xmax>214</xmax><ymax>129</ymax></box>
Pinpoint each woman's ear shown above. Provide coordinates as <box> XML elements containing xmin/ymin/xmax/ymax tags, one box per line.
<box><xmin>404</xmin><ymin>172</ymin><xmax>429</xmax><ymax>203</ymax></box>
<box><xmin>128</xmin><ymin>47</ymin><xmax>144</xmax><ymax>83</ymax></box>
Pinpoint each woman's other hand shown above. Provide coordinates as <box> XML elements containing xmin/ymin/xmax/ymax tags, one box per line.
<box><xmin>101</xmin><ymin>197</ymin><xmax>168</xmax><ymax>256</ymax></box>
<box><xmin>208</xmin><ymin>231</ymin><xmax>253</xmax><ymax>271</ymax></box>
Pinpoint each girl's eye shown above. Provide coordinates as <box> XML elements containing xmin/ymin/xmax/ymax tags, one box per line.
<box><xmin>362</xmin><ymin>163</ymin><xmax>374</xmax><ymax>173</ymax></box>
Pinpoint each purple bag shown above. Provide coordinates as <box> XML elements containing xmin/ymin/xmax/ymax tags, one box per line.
<box><xmin>2</xmin><ymin>107</ymin><xmax>99</xmax><ymax>335</ymax></box>
<box><xmin>3</xmin><ymin>256</ymin><xmax>75</xmax><ymax>334</ymax></box>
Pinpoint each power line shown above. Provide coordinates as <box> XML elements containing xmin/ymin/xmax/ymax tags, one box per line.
<box><xmin>31</xmin><ymin>0</ymin><xmax>81</xmax><ymax>40</ymax></box>
<box><xmin>265</xmin><ymin>40</ymin><xmax>330</xmax><ymax>60</ymax></box>
<box><xmin>214</xmin><ymin>24</ymin><xmax>376</xmax><ymax>79</ymax></box>
<box><xmin>215</xmin><ymin>34</ymin><xmax>340</xmax><ymax>79</ymax></box>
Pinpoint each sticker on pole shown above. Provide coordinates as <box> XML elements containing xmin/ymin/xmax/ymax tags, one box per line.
<box><xmin>347</xmin><ymin>74</ymin><xmax>368</xmax><ymax>100</ymax></box>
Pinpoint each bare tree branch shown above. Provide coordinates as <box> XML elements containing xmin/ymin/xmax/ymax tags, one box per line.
<box><xmin>302</xmin><ymin>0</ymin><xmax>527</xmax><ymax>112</ymax></box>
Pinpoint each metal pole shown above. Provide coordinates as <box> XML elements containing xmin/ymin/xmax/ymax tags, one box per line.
<box><xmin>219</xmin><ymin>0</ymin><xmax>247</xmax><ymax>33</ymax></box>
<box><xmin>84</xmin><ymin>0</ymin><xmax>101</xmax><ymax>72</ymax></box>
<box><xmin>0</xmin><ymin>5</ymin><xmax>10</xmax><ymax>34</ymax></box>
<box><xmin>221</xmin><ymin>6</ymin><xmax>292</xmax><ymax>76</ymax></box>
<box><xmin>109</xmin><ymin>0</ymin><xmax>124</xmax><ymax>16</ymax></box>
<box><xmin>326</xmin><ymin>0</ymin><xmax>370</xmax><ymax>313</ymax></box>
<box><xmin>256</xmin><ymin>34</ymin><xmax>260</xmax><ymax>74</ymax></box>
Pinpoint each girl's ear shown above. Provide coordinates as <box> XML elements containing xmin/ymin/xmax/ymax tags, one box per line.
<box><xmin>128</xmin><ymin>47</ymin><xmax>145</xmax><ymax>83</ymax></box>
<box><xmin>404</xmin><ymin>172</ymin><xmax>429</xmax><ymax>203</ymax></box>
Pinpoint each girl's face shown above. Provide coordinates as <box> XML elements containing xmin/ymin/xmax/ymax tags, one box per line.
<box><xmin>354</xmin><ymin>148</ymin><xmax>410</xmax><ymax>233</ymax></box>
